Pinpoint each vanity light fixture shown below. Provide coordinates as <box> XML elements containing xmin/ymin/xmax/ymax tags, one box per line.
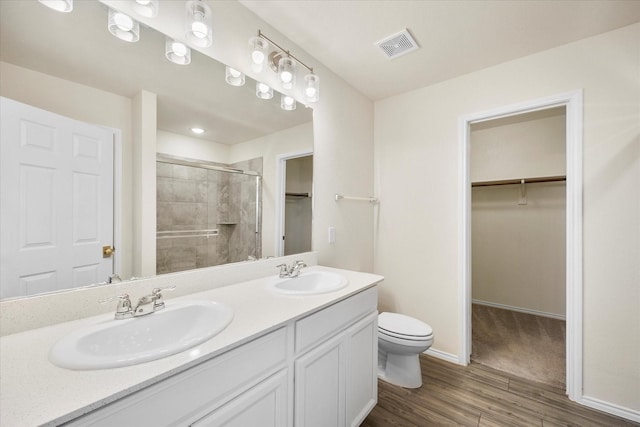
<box><xmin>38</xmin><ymin>0</ymin><xmax>73</xmax><ymax>13</ymax></box>
<box><xmin>280</xmin><ymin>94</ymin><xmax>296</xmax><ymax>111</ymax></box>
<box><xmin>225</xmin><ymin>66</ymin><xmax>245</xmax><ymax>86</ymax></box>
<box><xmin>165</xmin><ymin>37</ymin><xmax>191</xmax><ymax>65</ymax></box>
<box><xmin>304</xmin><ymin>73</ymin><xmax>320</xmax><ymax>103</ymax></box>
<box><xmin>277</xmin><ymin>56</ymin><xmax>295</xmax><ymax>90</ymax></box>
<box><xmin>256</xmin><ymin>82</ymin><xmax>274</xmax><ymax>100</ymax></box>
<box><xmin>249</xmin><ymin>36</ymin><xmax>268</xmax><ymax>73</ymax></box>
<box><xmin>191</xmin><ymin>127</ymin><xmax>206</xmax><ymax>135</ymax></box>
<box><xmin>108</xmin><ymin>8</ymin><xmax>140</xmax><ymax>42</ymax></box>
<box><xmin>251</xmin><ymin>30</ymin><xmax>319</xmax><ymax>103</ymax></box>
<box><xmin>185</xmin><ymin>0</ymin><xmax>213</xmax><ymax>48</ymax></box>
<box><xmin>131</xmin><ymin>0</ymin><xmax>159</xmax><ymax>18</ymax></box>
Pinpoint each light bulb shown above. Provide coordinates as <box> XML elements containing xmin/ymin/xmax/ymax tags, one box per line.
<box><xmin>249</xmin><ymin>36</ymin><xmax>268</xmax><ymax>73</ymax></box>
<box><xmin>191</xmin><ymin>127</ymin><xmax>205</xmax><ymax>134</ymax></box>
<box><xmin>171</xmin><ymin>42</ymin><xmax>187</xmax><ymax>57</ymax></box>
<box><xmin>280</xmin><ymin>71</ymin><xmax>293</xmax><ymax>83</ymax></box>
<box><xmin>278</xmin><ymin>56</ymin><xmax>295</xmax><ymax>90</ymax></box>
<box><xmin>108</xmin><ymin>8</ymin><xmax>139</xmax><ymax>42</ymax></box>
<box><xmin>191</xmin><ymin>20</ymin><xmax>208</xmax><ymax>39</ymax></box>
<box><xmin>166</xmin><ymin>37</ymin><xmax>191</xmax><ymax>65</ymax></box>
<box><xmin>114</xmin><ymin>13</ymin><xmax>134</xmax><ymax>32</ymax></box>
<box><xmin>281</xmin><ymin>94</ymin><xmax>296</xmax><ymax>111</ymax></box>
<box><xmin>38</xmin><ymin>0</ymin><xmax>73</xmax><ymax>13</ymax></box>
<box><xmin>251</xmin><ymin>50</ymin><xmax>265</xmax><ymax>64</ymax></box>
<box><xmin>304</xmin><ymin>73</ymin><xmax>320</xmax><ymax>103</ymax></box>
<box><xmin>256</xmin><ymin>82</ymin><xmax>273</xmax><ymax>99</ymax></box>
<box><xmin>225</xmin><ymin>66</ymin><xmax>245</xmax><ymax>86</ymax></box>
<box><xmin>132</xmin><ymin>0</ymin><xmax>158</xmax><ymax>18</ymax></box>
<box><xmin>186</xmin><ymin>1</ymin><xmax>212</xmax><ymax>47</ymax></box>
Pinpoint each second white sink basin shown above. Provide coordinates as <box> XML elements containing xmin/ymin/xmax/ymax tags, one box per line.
<box><xmin>49</xmin><ymin>300</ymin><xmax>233</xmax><ymax>370</ymax></box>
<box><xmin>269</xmin><ymin>270</ymin><xmax>348</xmax><ymax>295</ymax></box>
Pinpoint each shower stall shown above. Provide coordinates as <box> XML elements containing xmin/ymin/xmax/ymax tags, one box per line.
<box><xmin>156</xmin><ymin>154</ymin><xmax>262</xmax><ymax>274</ymax></box>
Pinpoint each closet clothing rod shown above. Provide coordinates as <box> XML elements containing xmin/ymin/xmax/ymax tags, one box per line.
<box><xmin>286</xmin><ymin>192</ymin><xmax>312</xmax><ymax>198</ymax></box>
<box><xmin>471</xmin><ymin>175</ymin><xmax>566</xmax><ymax>187</ymax></box>
<box><xmin>335</xmin><ymin>194</ymin><xmax>379</xmax><ymax>204</ymax></box>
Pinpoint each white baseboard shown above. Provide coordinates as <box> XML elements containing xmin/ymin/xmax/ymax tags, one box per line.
<box><xmin>424</xmin><ymin>348</ymin><xmax>461</xmax><ymax>365</ymax></box>
<box><xmin>579</xmin><ymin>395</ymin><xmax>640</xmax><ymax>423</ymax></box>
<box><xmin>472</xmin><ymin>299</ymin><xmax>566</xmax><ymax>321</ymax></box>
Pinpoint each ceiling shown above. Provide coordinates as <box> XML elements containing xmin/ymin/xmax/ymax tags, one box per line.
<box><xmin>240</xmin><ymin>0</ymin><xmax>640</xmax><ymax>100</ymax></box>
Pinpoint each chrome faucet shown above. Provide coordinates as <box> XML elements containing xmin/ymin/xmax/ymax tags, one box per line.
<box><xmin>100</xmin><ymin>285</ymin><xmax>176</xmax><ymax>320</ymax></box>
<box><xmin>276</xmin><ymin>260</ymin><xmax>307</xmax><ymax>278</ymax></box>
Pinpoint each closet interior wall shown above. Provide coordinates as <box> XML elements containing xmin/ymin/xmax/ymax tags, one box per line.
<box><xmin>470</xmin><ymin>107</ymin><xmax>567</xmax><ymax>319</ymax></box>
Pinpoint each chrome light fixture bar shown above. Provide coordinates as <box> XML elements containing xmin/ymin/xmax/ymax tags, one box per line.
<box><xmin>252</xmin><ymin>30</ymin><xmax>320</xmax><ymax>104</ymax></box>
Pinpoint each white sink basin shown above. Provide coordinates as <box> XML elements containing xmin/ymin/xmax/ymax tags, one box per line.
<box><xmin>49</xmin><ymin>300</ymin><xmax>233</xmax><ymax>370</ymax></box>
<box><xmin>269</xmin><ymin>270</ymin><xmax>348</xmax><ymax>295</ymax></box>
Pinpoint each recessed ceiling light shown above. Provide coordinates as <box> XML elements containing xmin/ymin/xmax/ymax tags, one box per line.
<box><xmin>191</xmin><ymin>127</ymin><xmax>205</xmax><ymax>134</ymax></box>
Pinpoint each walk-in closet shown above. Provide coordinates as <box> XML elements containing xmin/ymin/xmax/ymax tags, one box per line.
<box><xmin>470</xmin><ymin>107</ymin><xmax>567</xmax><ymax>388</ymax></box>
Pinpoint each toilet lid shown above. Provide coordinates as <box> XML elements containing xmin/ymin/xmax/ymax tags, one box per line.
<box><xmin>378</xmin><ymin>312</ymin><xmax>433</xmax><ymax>338</ymax></box>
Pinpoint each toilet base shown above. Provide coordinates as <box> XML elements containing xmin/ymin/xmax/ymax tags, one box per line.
<box><xmin>378</xmin><ymin>352</ymin><xmax>423</xmax><ymax>389</ymax></box>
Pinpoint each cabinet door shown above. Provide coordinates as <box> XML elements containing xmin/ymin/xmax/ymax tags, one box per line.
<box><xmin>294</xmin><ymin>335</ymin><xmax>346</xmax><ymax>427</ymax></box>
<box><xmin>346</xmin><ymin>312</ymin><xmax>378</xmax><ymax>427</ymax></box>
<box><xmin>192</xmin><ymin>370</ymin><xmax>289</xmax><ymax>427</ymax></box>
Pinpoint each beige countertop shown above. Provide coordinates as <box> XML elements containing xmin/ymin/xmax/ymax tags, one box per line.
<box><xmin>0</xmin><ymin>266</ymin><xmax>383</xmax><ymax>427</ymax></box>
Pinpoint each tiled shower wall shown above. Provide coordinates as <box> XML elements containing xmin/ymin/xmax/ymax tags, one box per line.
<box><xmin>156</xmin><ymin>158</ymin><xmax>262</xmax><ymax>274</ymax></box>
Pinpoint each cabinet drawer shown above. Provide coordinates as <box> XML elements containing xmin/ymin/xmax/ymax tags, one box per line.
<box><xmin>295</xmin><ymin>287</ymin><xmax>377</xmax><ymax>355</ymax></box>
<box><xmin>69</xmin><ymin>327</ymin><xmax>288</xmax><ymax>427</ymax></box>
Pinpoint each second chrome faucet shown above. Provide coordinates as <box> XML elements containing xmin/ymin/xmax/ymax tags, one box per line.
<box><xmin>276</xmin><ymin>260</ymin><xmax>307</xmax><ymax>278</ymax></box>
<box><xmin>101</xmin><ymin>285</ymin><xmax>176</xmax><ymax>320</ymax></box>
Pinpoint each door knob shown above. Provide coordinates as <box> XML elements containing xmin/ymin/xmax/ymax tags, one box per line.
<box><xmin>102</xmin><ymin>245</ymin><xmax>115</xmax><ymax>258</ymax></box>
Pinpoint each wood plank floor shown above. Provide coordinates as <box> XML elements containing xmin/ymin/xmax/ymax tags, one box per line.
<box><xmin>361</xmin><ymin>355</ymin><xmax>639</xmax><ymax>427</ymax></box>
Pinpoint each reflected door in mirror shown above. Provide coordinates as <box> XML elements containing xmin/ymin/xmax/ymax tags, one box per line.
<box><xmin>0</xmin><ymin>98</ymin><xmax>115</xmax><ymax>299</ymax></box>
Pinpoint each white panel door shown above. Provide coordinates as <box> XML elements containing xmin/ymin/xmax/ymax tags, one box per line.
<box><xmin>0</xmin><ymin>97</ymin><xmax>114</xmax><ymax>298</ymax></box>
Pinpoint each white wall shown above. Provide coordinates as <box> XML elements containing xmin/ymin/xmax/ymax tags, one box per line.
<box><xmin>229</xmin><ymin>122</ymin><xmax>313</xmax><ymax>258</ymax></box>
<box><xmin>0</xmin><ymin>61</ymin><xmax>134</xmax><ymax>280</ymax></box>
<box><xmin>472</xmin><ymin>183</ymin><xmax>566</xmax><ymax>317</ymax></box>
<box><xmin>470</xmin><ymin>108</ymin><xmax>566</xmax><ymax>182</ymax></box>
<box><xmin>157</xmin><ymin>130</ymin><xmax>231</xmax><ymax>164</ymax></box>
<box><xmin>374</xmin><ymin>23</ymin><xmax>639</xmax><ymax>413</ymax></box>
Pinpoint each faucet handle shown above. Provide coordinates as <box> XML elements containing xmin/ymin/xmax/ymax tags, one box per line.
<box><xmin>151</xmin><ymin>285</ymin><xmax>176</xmax><ymax>310</ymax></box>
<box><xmin>99</xmin><ymin>294</ymin><xmax>133</xmax><ymax>319</ymax></box>
<box><xmin>152</xmin><ymin>285</ymin><xmax>176</xmax><ymax>296</ymax></box>
<box><xmin>276</xmin><ymin>263</ymin><xmax>290</xmax><ymax>277</ymax></box>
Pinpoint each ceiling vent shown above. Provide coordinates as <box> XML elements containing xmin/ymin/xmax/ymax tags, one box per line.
<box><xmin>375</xmin><ymin>29</ymin><xmax>419</xmax><ymax>60</ymax></box>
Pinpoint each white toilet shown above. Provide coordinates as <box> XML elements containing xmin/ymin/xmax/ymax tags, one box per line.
<box><xmin>377</xmin><ymin>312</ymin><xmax>433</xmax><ymax>388</ymax></box>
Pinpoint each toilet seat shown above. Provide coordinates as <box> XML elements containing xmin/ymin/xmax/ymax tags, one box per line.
<box><xmin>378</xmin><ymin>312</ymin><xmax>433</xmax><ymax>341</ymax></box>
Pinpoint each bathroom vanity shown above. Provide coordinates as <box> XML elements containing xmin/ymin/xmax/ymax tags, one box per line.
<box><xmin>0</xmin><ymin>265</ymin><xmax>382</xmax><ymax>427</ymax></box>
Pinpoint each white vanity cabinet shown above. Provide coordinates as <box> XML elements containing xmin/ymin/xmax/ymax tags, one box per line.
<box><xmin>64</xmin><ymin>286</ymin><xmax>377</xmax><ymax>427</ymax></box>
<box><xmin>65</xmin><ymin>328</ymin><xmax>290</xmax><ymax>427</ymax></box>
<box><xmin>294</xmin><ymin>287</ymin><xmax>378</xmax><ymax>427</ymax></box>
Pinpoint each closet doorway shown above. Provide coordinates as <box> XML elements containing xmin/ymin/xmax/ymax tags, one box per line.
<box><xmin>458</xmin><ymin>90</ymin><xmax>583</xmax><ymax>401</ymax></box>
<box><xmin>469</xmin><ymin>107</ymin><xmax>567</xmax><ymax>388</ymax></box>
<box><xmin>275</xmin><ymin>151</ymin><xmax>313</xmax><ymax>256</ymax></box>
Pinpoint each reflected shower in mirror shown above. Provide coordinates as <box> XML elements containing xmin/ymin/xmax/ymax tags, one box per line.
<box><xmin>0</xmin><ymin>0</ymin><xmax>313</xmax><ymax>300</ymax></box>
<box><xmin>156</xmin><ymin>155</ymin><xmax>263</xmax><ymax>274</ymax></box>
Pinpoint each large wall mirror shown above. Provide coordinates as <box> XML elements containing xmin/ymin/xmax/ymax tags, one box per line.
<box><xmin>0</xmin><ymin>0</ymin><xmax>313</xmax><ymax>300</ymax></box>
